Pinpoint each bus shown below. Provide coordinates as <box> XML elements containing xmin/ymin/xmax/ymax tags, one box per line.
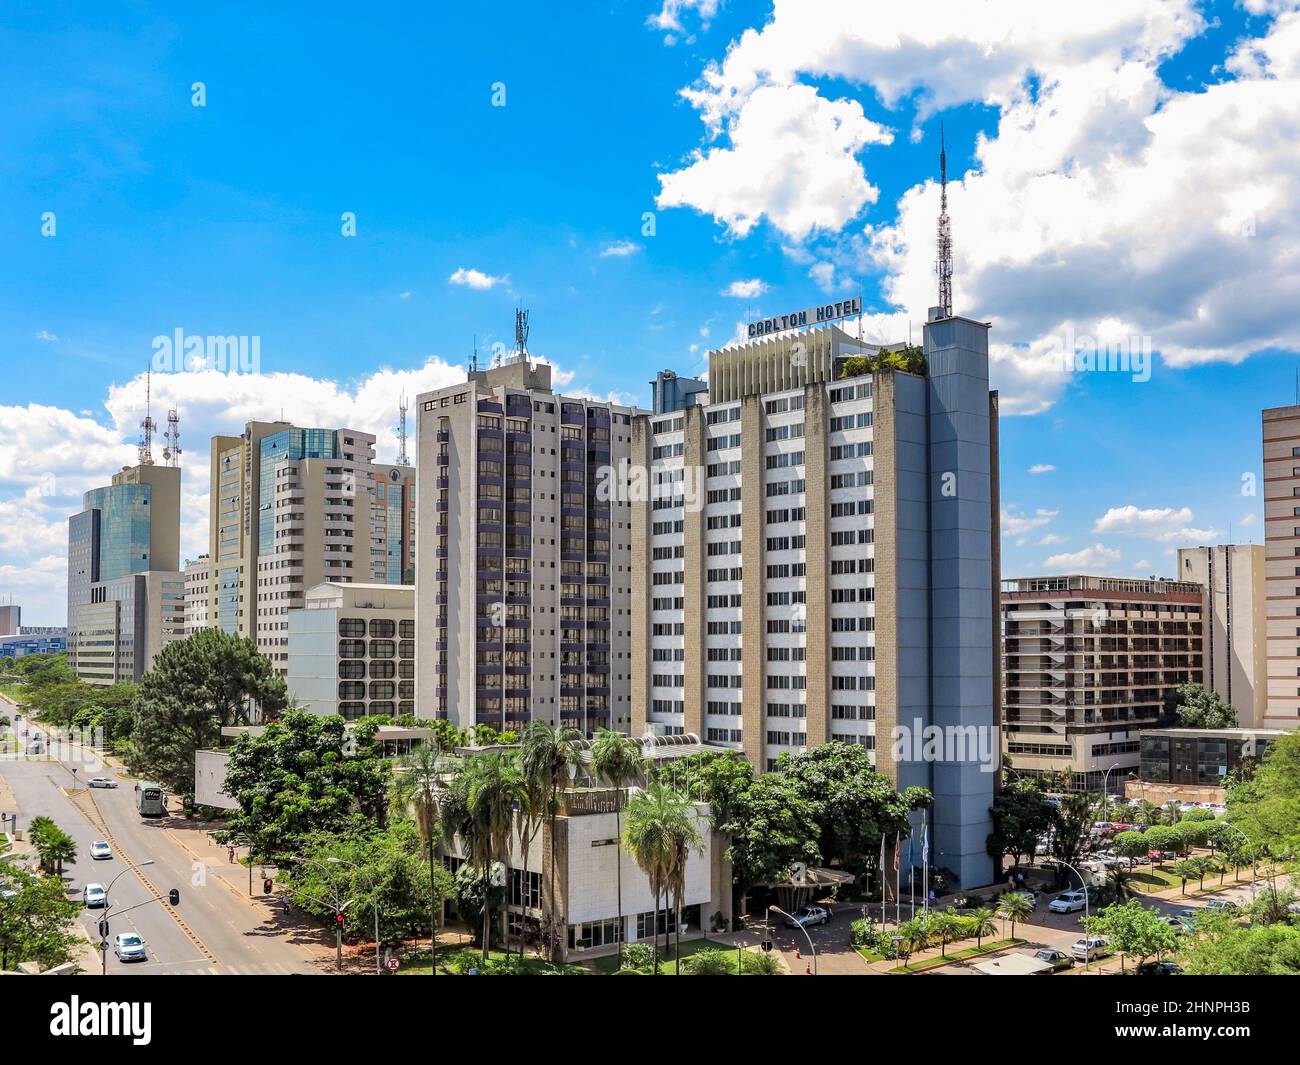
<box><xmin>134</xmin><ymin>781</ymin><xmax>166</xmax><ymax>818</ymax></box>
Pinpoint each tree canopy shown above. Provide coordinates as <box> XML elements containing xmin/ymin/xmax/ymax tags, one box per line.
<box><xmin>1165</xmin><ymin>682</ymin><xmax>1237</xmax><ymax>729</ymax></box>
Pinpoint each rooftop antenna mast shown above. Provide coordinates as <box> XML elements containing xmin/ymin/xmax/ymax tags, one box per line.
<box><xmin>936</xmin><ymin>122</ymin><xmax>954</xmax><ymax>319</ymax></box>
<box><xmin>138</xmin><ymin>369</ymin><xmax>156</xmax><ymax>465</ymax></box>
<box><xmin>470</xmin><ymin>334</ymin><xmax>479</xmax><ymax>374</ymax></box>
<box><xmin>515</xmin><ymin>307</ymin><xmax>530</xmax><ymax>359</ymax></box>
<box><xmin>162</xmin><ymin>409</ymin><xmax>181</xmax><ymax>467</ymax></box>
<box><xmin>395</xmin><ymin>392</ymin><xmax>411</xmax><ymax>467</ymax></box>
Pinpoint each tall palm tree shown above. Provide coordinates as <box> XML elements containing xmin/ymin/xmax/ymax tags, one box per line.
<box><xmin>391</xmin><ymin>744</ymin><xmax>448</xmax><ymax>959</ymax></box>
<box><xmin>929</xmin><ymin>911</ymin><xmax>961</xmax><ymax>958</ymax></box>
<box><xmin>968</xmin><ymin>906</ymin><xmax>997</xmax><ymax>949</ymax></box>
<box><xmin>622</xmin><ymin>780</ymin><xmax>702</xmax><ymax>974</ymax></box>
<box><xmin>996</xmin><ymin>891</ymin><xmax>1033</xmax><ymax>940</ymax></box>
<box><xmin>589</xmin><ymin>728</ymin><xmax>644</xmax><ymax>969</ymax></box>
<box><xmin>519</xmin><ymin>720</ymin><xmax>581</xmax><ymax>958</ymax></box>
<box><xmin>465</xmin><ymin>751</ymin><xmax>530</xmax><ymax>963</ymax></box>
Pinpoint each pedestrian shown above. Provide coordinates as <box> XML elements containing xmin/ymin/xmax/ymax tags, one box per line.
<box><xmin>227</xmin><ymin>845</ymin><xmax>235</xmax><ymax>864</ymax></box>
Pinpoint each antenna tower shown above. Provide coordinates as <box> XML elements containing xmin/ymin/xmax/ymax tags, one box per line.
<box><xmin>515</xmin><ymin>308</ymin><xmax>530</xmax><ymax>358</ymax></box>
<box><xmin>163</xmin><ymin>409</ymin><xmax>182</xmax><ymax>467</ymax></box>
<box><xmin>396</xmin><ymin>392</ymin><xmax>411</xmax><ymax>467</ymax></box>
<box><xmin>935</xmin><ymin>123</ymin><xmax>954</xmax><ymax>318</ymax></box>
<box><xmin>138</xmin><ymin>370</ymin><xmax>157</xmax><ymax>465</ymax></box>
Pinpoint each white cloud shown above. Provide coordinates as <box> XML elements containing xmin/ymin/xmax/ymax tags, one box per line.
<box><xmin>657</xmin><ymin>82</ymin><xmax>892</xmax><ymax>241</ymax></box>
<box><xmin>599</xmin><ymin>240</ymin><xmax>641</xmax><ymax>258</ymax></box>
<box><xmin>648</xmin><ymin>0</ymin><xmax>719</xmax><ymax>35</ymax></box>
<box><xmin>35</xmin><ymin>330</ymin><xmax>58</xmax><ymax>342</ymax></box>
<box><xmin>1042</xmin><ymin>542</ymin><xmax>1123</xmax><ymax>574</ymax></box>
<box><xmin>1037</xmin><ymin>533</ymin><xmax>1067</xmax><ymax>547</ymax></box>
<box><xmin>398</xmin><ymin>291</ymin><xmax>412</xmax><ymax>299</ymax></box>
<box><xmin>723</xmin><ymin>279</ymin><xmax>768</xmax><ymax>299</ymax></box>
<box><xmin>1028</xmin><ymin>464</ymin><xmax>1056</xmax><ymax>475</ymax></box>
<box><xmin>449</xmin><ymin>267</ymin><xmax>506</xmax><ymax>290</ymax></box>
<box><xmin>1133</xmin><ymin>559</ymin><xmax>1154</xmax><ymax>573</ymax></box>
<box><xmin>1239</xmin><ymin>512</ymin><xmax>1258</xmax><ymax>527</ymax></box>
<box><xmin>1002</xmin><ymin>504</ymin><xmax>1058</xmax><ymax>542</ymax></box>
<box><xmin>1092</xmin><ymin>504</ymin><xmax>1221</xmax><ymax>544</ymax></box>
<box><xmin>660</xmin><ymin>1</ymin><xmax>1300</xmax><ymax>413</ymax></box>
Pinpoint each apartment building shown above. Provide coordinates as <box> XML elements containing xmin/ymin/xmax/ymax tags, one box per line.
<box><xmin>67</xmin><ymin>462</ymin><xmax>183</xmax><ymax>683</ymax></box>
<box><xmin>1262</xmin><ymin>403</ymin><xmax>1300</xmax><ymax>731</ymax></box>
<box><xmin>631</xmin><ymin>307</ymin><xmax>1001</xmax><ymax>889</ymax></box>
<box><xmin>286</xmin><ymin>581</ymin><xmax>414</xmax><ymax>719</ymax></box>
<box><xmin>207</xmin><ymin>421</ymin><xmax>411</xmax><ymax>673</ymax></box>
<box><xmin>1177</xmin><ymin>545</ymin><xmax>1267</xmax><ymax>727</ymax></box>
<box><xmin>415</xmin><ymin>355</ymin><xmax>641</xmax><ymax>735</ymax></box>
<box><xmin>1002</xmin><ymin>575</ymin><xmax>1205</xmax><ymax>791</ymax></box>
<box><xmin>184</xmin><ymin>556</ymin><xmax>210</xmax><ymax>634</ymax></box>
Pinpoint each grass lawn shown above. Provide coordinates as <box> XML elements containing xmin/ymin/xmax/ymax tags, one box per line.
<box><xmin>1129</xmin><ymin>867</ymin><xmax>1183</xmax><ymax>891</ymax></box>
<box><xmin>887</xmin><ymin>937</ymin><xmax>1025</xmax><ymax>974</ymax></box>
<box><xmin>588</xmin><ymin>937</ymin><xmax>752</xmax><ymax>975</ymax></box>
<box><xmin>398</xmin><ymin>947</ymin><xmax>586</xmax><ymax>976</ymax></box>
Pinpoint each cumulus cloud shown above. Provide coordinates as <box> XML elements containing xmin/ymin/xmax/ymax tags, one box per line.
<box><xmin>723</xmin><ymin>279</ymin><xmax>768</xmax><ymax>299</ymax></box>
<box><xmin>1092</xmin><ymin>504</ymin><xmax>1221</xmax><ymax>544</ymax></box>
<box><xmin>449</xmin><ymin>267</ymin><xmax>506</xmax><ymax>290</ymax></box>
<box><xmin>1042</xmin><ymin>542</ymin><xmax>1123</xmax><ymax>574</ymax></box>
<box><xmin>599</xmin><ymin>240</ymin><xmax>641</xmax><ymax>258</ymax></box>
<box><xmin>1002</xmin><ymin>504</ymin><xmax>1058</xmax><ymax>543</ymax></box>
<box><xmin>1028</xmin><ymin>464</ymin><xmax>1056</xmax><ymax>475</ymax></box>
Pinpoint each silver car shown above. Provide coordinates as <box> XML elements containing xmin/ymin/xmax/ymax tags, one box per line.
<box><xmin>113</xmin><ymin>932</ymin><xmax>147</xmax><ymax>962</ymax></box>
<box><xmin>89</xmin><ymin>840</ymin><xmax>113</xmax><ymax>860</ymax></box>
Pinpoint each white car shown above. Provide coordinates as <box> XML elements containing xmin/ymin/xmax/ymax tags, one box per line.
<box><xmin>113</xmin><ymin>932</ymin><xmax>147</xmax><ymax>962</ymax></box>
<box><xmin>785</xmin><ymin>905</ymin><xmax>831</xmax><ymax>928</ymax></box>
<box><xmin>89</xmin><ymin>840</ymin><xmax>113</xmax><ymax>861</ymax></box>
<box><xmin>1071</xmin><ymin>936</ymin><xmax>1109</xmax><ymax>962</ymax></box>
<box><xmin>83</xmin><ymin>883</ymin><xmax>107</xmax><ymax>908</ymax></box>
<box><xmin>88</xmin><ymin>777</ymin><xmax>118</xmax><ymax>789</ymax></box>
<box><xmin>1048</xmin><ymin>890</ymin><xmax>1088</xmax><ymax>914</ymax></box>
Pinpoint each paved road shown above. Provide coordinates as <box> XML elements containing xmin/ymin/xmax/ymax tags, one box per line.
<box><xmin>1</xmin><ymin>700</ymin><xmax>319</xmax><ymax>975</ymax></box>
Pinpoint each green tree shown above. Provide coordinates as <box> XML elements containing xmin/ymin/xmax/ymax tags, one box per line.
<box><xmin>1170</xmin><ymin>858</ymin><xmax>1201</xmax><ymax>896</ymax></box>
<box><xmin>27</xmin><ymin>816</ymin><xmax>77</xmax><ymax>875</ymax></box>
<box><xmin>929</xmin><ymin>910</ymin><xmax>962</xmax><ymax>957</ymax></box>
<box><xmin>1166</xmin><ymin>682</ymin><xmax>1237</xmax><ymax>729</ymax></box>
<box><xmin>987</xmin><ymin>776</ymin><xmax>1056</xmax><ymax>868</ymax></box>
<box><xmin>1049</xmin><ymin>792</ymin><xmax>1096</xmax><ymax>871</ymax></box>
<box><xmin>519</xmin><ymin>720</ymin><xmax>581</xmax><ymax>958</ymax></box>
<box><xmin>967</xmin><ymin>906</ymin><xmax>997</xmax><ymax>948</ymax></box>
<box><xmin>220</xmin><ymin>711</ymin><xmax>389</xmax><ymax>861</ymax></box>
<box><xmin>995</xmin><ymin>891</ymin><xmax>1033</xmax><ymax>940</ymax></box>
<box><xmin>0</xmin><ymin>864</ymin><xmax>83</xmax><ymax>970</ymax></box>
<box><xmin>1233</xmin><ymin>730</ymin><xmax>1300</xmax><ymax>859</ymax></box>
<box><xmin>134</xmin><ymin>629</ymin><xmax>287</xmax><ymax>799</ymax></box>
<box><xmin>896</xmin><ymin>916</ymin><xmax>931</xmax><ymax>966</ymax></box>
<box><xmin>1112</xmin><ymin>830</ymin><xmax>1150</xmax><ymax>863</ymax></box>
<box><xmin>622</xmin><ymin>781</ymin><xmax>703</xmax><ymax>974</ymax></box>
<box><xmin>1142</xmin><ymin>824</ymin><xmax>1180</xmax><ymax>864</ymax></box>
<box><xmin>1180</xmin><ymin>922</ymin><xmax>1300</xmax><ymax>975</ymax></box>
<box><xmin>1084</xmin><ymin>899</ymin><xmax>1178</xmax><ymax>972</ymax></box>
<box><xmin>590</xmin><ymin>728</ymin><xmax>644</xmax><ymax>968</ymax></box>
<box><xmin>464</xmin><ymin>751</ymin><xmax>529</xmax><ymax>962</ymax></box>
<box><xmin>390</xmin><ymin>744</ymin><xmax>449</xmax><ymax>959</ymax></box>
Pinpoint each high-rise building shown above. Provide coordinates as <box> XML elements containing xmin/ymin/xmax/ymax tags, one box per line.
<box><xmin>631</xmin><ymin>307</ymin><xmax>1001</xmax><ymax>888</ymax></box>
<box><xmin>207</xmin><ymin>422</ymin><xmax>412</xmax><ymax>673</ymax></box>
<box><xmin>370</xmin><ymin>465</ymin><xmax>416</xmax><ymax>585</ymax></box>
<box><xmin>0</xmin><ymin>604</ymin><xmax>20</xmax><ymax>636</ymax></box>
<box><xmin>1001</xmin><ymin>574</ymin><xmax>1205</xmax><ymax>791</ymax></box>
<box><xmin>1261</xmin><ymin>403</ymin><xmax>1300</xmax><ymax>731</ymax></box>
<box><xmin>415</xmin><ymin>356</ymin><xmax>642</xmax><ymax>734</ymax></box>
<box><xmin>184</xmin><ymin>555</ymin><xmax>210</xmax><ymax>634</ymax></box>
<box><xmin>67</xmin><ymin>462</ymin><xmax>182</xmax><ymax>683</ymax></box>
<box><xmin>1176</xmin><ymin>545</ymin><xmax>1267</xmax><ymax>728</ymax></box>
<box><xmin>286</xmin><ymin>581</ymin><xmax>413</xmax><ymax>718</ymax></box>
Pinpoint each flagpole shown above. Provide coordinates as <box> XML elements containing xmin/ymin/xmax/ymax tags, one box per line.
<box><xmin>894</xmin><ymin>835</ymin><xmax>901</xmax><ymax>928</ymax></box>
<box><xmin>922</xmin><ymin>812</ymin><xmax>930</xmax><ymax>915</ymax></box>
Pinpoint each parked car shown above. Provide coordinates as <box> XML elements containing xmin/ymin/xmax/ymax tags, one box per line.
<box><xmin>1033</xmin><ymin>948</ymin><xmax>1074</xmax><ymax>972</ymax></box>
<box><xmin>1137</xmin><ymin>960</ymin><xmax>1182</xmax><ymax>975</ymax></box>
<box><xmin>89</xmin><ymin>840</ymin><xmax>113</xmax><ymax>860</ymax></box>
<box><xmin>88</xmin><ymin>777</ymin><xmax>118</xmax><ymax>789</ymax></box>
<box><xmin>1071</xmin><ymin>936</ymin><xmax>1109</xmax><ymax>962</ymax></box>
<box><xmin>785</xmin><ymin>905</ymin><xmax>831</xmax><ymax>928</ymax></box>
<box><xmin>83</xmin><ymin>883</ymin><xmax>107</xmax><ymax>908</ymax></box>
<box><xmin>1203</xmin><ymin>899</ymin><xmax>1239</xmax><ymax>915</ymax></box>
<box><xmin>1049</xmin><ymin>890</ymin><xmax>1089</xmax><ymax>914</ymax></box>
<box><xmin>113</xmin><ymin>932</ymin><xmax>147</xmax><ymax>962</ymax></box>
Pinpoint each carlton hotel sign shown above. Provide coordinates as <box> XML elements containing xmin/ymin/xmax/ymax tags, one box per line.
<box><xmin>745</xmin><ymin>297</ymin><xmax>861</xmax><ymax>339</ymax></box>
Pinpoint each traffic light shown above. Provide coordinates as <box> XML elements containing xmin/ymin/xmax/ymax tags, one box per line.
<box><xmin>98</xmin><ymin>920</ymin><xmax>109</xmax><ymax>938</ymax></box>
<box><xmin>335</xmin><ymin>913</ymin><xmax>344</xmax><ymax>924</ymax></box>
<box><xmin>761</xmin><ymin>940</ymin><xmax>773</xmax><ymax>953</ymax></box>
<box><xmin>263</xmin><ymin>878</ymin><xmax>273</xmax><ymax>895</ymax></box>
<box><xmin>168</xmin><ymin>888</ymin><xmax>180</xmax><ymax>906</ymax></box>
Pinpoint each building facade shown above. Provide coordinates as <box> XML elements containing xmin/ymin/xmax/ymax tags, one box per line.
<box><xmin>207</xmin><ymin>422</ymin><xmax>412</xmax><ymax>674</ymax></box>
<box><xmin>0</xmin><ymin>629</ymin><xmax>68</xmax><ymax>660</ymax></box>
<box><xmin>1002</xmin><ymin>574</ymin><xmax>1205</xmax><ymax>792</ymax></box>
<box><xmin>67</xmin><ymin>462</ymin><xmax>182</xmax><ymax>683</ymax></box>
<box><xmin>286</xmin><ymin>581</ymin><xmax>414</xmax><ymax>719</ymax></box>
<box><xmin>631</xmin><ymin>310</ymin><xmax>1001</xmax><ymax>889</ymax></box>
<box><xmin>184</xmin><ymin>556</ymin><xmax>210</xmax><ymax>634</ymax></box>
<box><xmin>415</xmin><ymin>357</ymin><xmax>641</xmax><ymax>735</ymax></box>
<box><xmin>0</xmin><ymin>605</ymin><xmax>20</xmax><ymax>636</ymax></box>
<box><xmin>1177</xmin><ymin>545</ymin><xmax>1267</xmax><ymax>727</ymax></box>
<box><xmin>1262</xmin><ymin>403</ymin><xmax>1300</xmax><ymax>731</ymax></box>
<box><xmin>1136</xmin><ymin>727</ymin><xmax>1282</xmax><ymax>790</ymax></box>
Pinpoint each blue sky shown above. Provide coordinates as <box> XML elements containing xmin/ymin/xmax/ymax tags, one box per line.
<box><xmin>2</xmin><ymin>0</ymin><xmax>1299</xmax><ymax>623</ymax></box>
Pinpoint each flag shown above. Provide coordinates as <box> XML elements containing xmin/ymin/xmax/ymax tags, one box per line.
<box><xmin>894</xmin><ymin>835</ymin><xmax>900</xmax><ymax>864</ymax></box>
<box><xmin>921</xmin><ymin>824</ymin><xmax>929</xmax><ymax>865</ymax></box>
<box><xmin>880</xmin><ymin>835</ymin><xmax>886</xmax><ymax>873</ymax></box>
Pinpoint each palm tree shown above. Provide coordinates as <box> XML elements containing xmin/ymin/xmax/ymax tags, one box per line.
<box><xmin>520</xmin><ymin>720</ymin><xmax>582</xmax><ymax>958</ymax></box>
<box><xmin>968</xmin><ymin>906</ymin><xmax>997</xmax><ymax>949</ymax></box>
<box><xmin>896</xmin><ymin>916</ymin><xmax>930</xmax><ymax>969</ymax></box>
<box><xmin>465</xmin><ymin>751</ymin><xmax>530</xmax><ymax>963</ymax></box>
<box><xmin>589</xmin><ymin>728</ymin><xmax>644</xmax><ymax>969</ymax></box>
<box><xmin>622</xmin><ymin>780</ymin><xmax>702</xmax><ymax>973</ymax></box>
<box><xmin>996</xmin><ymin>891</ymin><xmax>1032</xmax><ymax>940</ymax></box>
<box><xmin>929</xmin><ymin>911</ymin><xmax>961</xmax><ymax>958</ymax></box>
<box><xmin>391</xmin><ymin>744</ymin><xmax>447</xmax><ymax>959</ymax></box>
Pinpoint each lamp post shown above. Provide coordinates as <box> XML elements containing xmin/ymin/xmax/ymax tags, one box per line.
<box><xmin>1053</xmin><ymin>858</ymin><xmax>1093</xmax><ymax>970</ymax></box>
<box><xmin>768</xmin><ymin>905</ymin><xmax>817</xmax><ymax>975</ymax></box>
<box><xmin>1219</xmin><ymin>823</ymin><xmax>1257</xmax><ymax>903</ymax></box>
<box><xmin>287</xmin><ymin>856</ymin><xmax>357</xmax><ymax>971</ymax></box>
<box><xmin>100</xmin><ymin>861</ymin><xmax>154</xmax><ymax>975</ymax></box>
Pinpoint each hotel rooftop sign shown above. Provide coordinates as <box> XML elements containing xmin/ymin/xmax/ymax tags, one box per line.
<box><xmin>745</xmin><ymin>297</ymin><xmax>861</xmax><ymax>339</ymax></box>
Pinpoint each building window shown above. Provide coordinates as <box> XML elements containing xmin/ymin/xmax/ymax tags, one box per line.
<box><xmin>369</xmin><ymin>618</ymin><xmax>396</xmax><ymax>638</ymax></box>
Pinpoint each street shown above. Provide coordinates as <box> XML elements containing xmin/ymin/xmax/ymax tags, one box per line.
<box><xmin>1</xmin><ymin>696</ymin><xmax>321</xmax><ymax>975</ymax></box>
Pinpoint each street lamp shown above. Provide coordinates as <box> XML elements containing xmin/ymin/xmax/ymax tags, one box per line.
<box><xmin>767</xmin><ymin>905</ymin><xmax>817</xmax><ymax>975</ymax></box>
<box><xmin>328</xmin><ymin>856</ymin><xmax>382</xmax><ymax>976</ymax></box>
<box><xmin>286</xmin><ymin>856</ymin><xmax>358</xmax><ymax>972</ymax></box>
<box><xmin>1219</xmin><ymin>823</ymin><xmax>1257</xmax><ymax>904</ymax></box>
<box><xmin>1053</xmin><ymin>858</ymin><xmax>1093</xmax><ymax>971</ymax></box>
<box><xmin>100</xmin><ymin>861</ymin><xmax>154</xmax><ymax>976</ymax></box>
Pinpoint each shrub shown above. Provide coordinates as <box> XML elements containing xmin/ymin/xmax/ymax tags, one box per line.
<box><xmin>683</xmin><ymin>948</ymin><xmax>733</xmax><ymax>975</ymax></box>
<box><xmin>620</xmin><ymin>943</ymin><xmax>657</xmax><ymax>972</ymax></box>
<box><xmin>741</xmin><ymin>949</ymin><xmax>782</xmax><ymax>975</ymax></box>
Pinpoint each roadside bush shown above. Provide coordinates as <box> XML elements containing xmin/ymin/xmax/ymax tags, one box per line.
<box><xmin>741</xmin><ymin>949</ymin><xmax>782</xmax><ymax>975</ymax></box>
<box><xmin>620</xmin><ymin>942</ymin><xmax>657</xmax><ymax>972</ymax></box>
<box><xmin>683</xmin><ymin>948</ymin><xmax>733</xmax><ymax>975</ymax></box>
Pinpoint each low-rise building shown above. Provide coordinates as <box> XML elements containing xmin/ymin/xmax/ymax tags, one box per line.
<box><xmin>286</xmin><ymin>582</ymin><xmax>414</xmax><ymax>719</ymax></box>
<box><xmin>0</xmin><ymin>629</ymin><xmax>69</xmax><ymax>660</ymax></box>
<box><xmin>1125</xmin><ymin>726</ymin><xmax>1284</xmax><ymax>805</ymax></box>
